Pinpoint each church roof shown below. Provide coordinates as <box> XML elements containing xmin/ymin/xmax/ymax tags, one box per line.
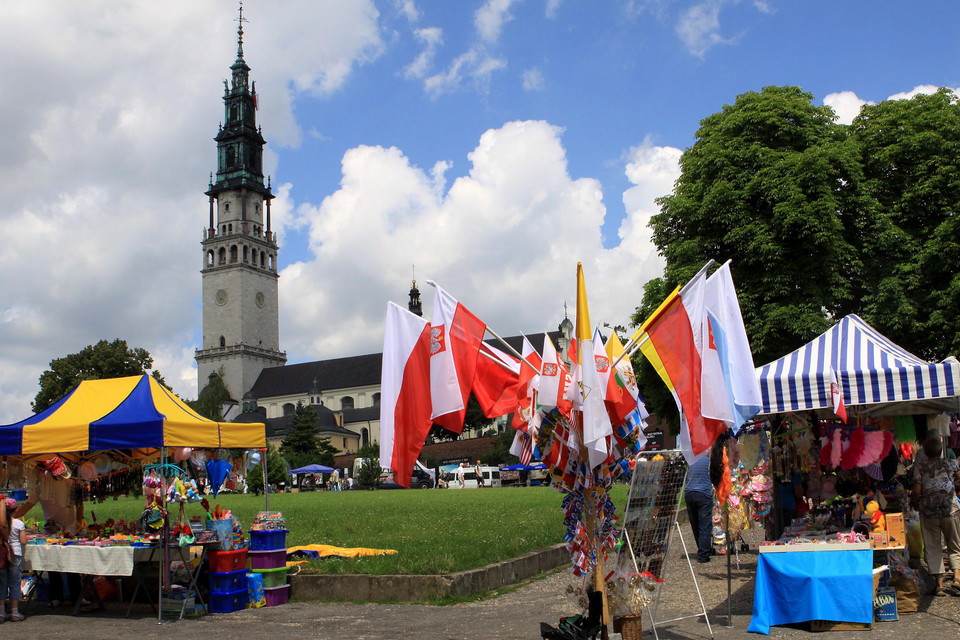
<box><xmin>233</xmin><ymin>402</ymin><xmax>356</xmax><ymax>440</ymax></box>
<box><xmin>247</xmin><ymin>331</ymin><xmax>563</xmax><ymax>399</ymax></box>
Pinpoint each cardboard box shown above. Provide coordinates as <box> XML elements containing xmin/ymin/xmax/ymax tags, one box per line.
<box><xmin>810</xmin><ymin>620</ymin><xmax>873</xmax><ymax>631</ymax></box>
<box><xmin>870</xmin><ymin>531</ymin><xmax>889</xmax><ymax>549</ymax></box>
<box><xmin>886</xmin><ymin>513</ymin><xmax>905</xmax><ymax>547</ymax></box>
<box><xmin>874</xmin><ymin>586</ymin><xmax>898</xmax><ymax>621</ymax></box>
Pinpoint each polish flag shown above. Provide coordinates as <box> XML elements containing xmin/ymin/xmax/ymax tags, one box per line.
<box><xmin>426</xmin><ymin>281</ymin><xmax>487</xmax><ymax>433</ymax></box>
<box><xmin>379</xmin><ymin>302</ymin><xmax>433</xmax><ymax>488</ymax></box>
<box><xmin>510</xmin><ymin>336</ymin><xmax>542</xmax><ymax>431</ymax></box>
<box><xmin>473</xmin><ymin>342</ymin><xmax>521</xmax><ymax>418</ymax></box>
<box><xmin>830</xmin><ymin>368</ymin><xmax>847</xmax><ymax>423</ymax></box>
<box><xmin>535</xmin><ymin>334</ymin><xmax>572</xmax><ymax>415</ymax></box>
<box><xmin>604</xmin><ymin>331</ymin><xmax>647</xmax><ymax>425</ymax></box>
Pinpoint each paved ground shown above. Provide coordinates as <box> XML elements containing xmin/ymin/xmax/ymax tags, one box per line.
<box><xmin>12</xmin><ymin>528</ymin><xmax>960</xmax><ymax>639</ymax></box>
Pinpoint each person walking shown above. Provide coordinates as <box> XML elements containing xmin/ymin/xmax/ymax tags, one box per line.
<box><xmin>912</xmin><ymin>435</ymin><xmax>960</xmax><ymax>595</ymax></box>
<box><xmin>684</xmin><ymin>455</ymin><xmax>714</xmax><ymax>564</ymax></box>
<box><xmin>0</xmin><ymin>497</ymin><xmax>27</xmax><ymax>622</ymax></box>
<box><xmin>475</xmin><ymin>461</ymin><xmax>485</xmax><ymax>488</ymax></box>
<box><xmin>456</xmin><ymin>463</ymin><xmax>465</xmax><ymax>488</ymax></box>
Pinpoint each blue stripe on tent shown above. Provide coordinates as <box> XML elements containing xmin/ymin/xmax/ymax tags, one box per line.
<box><xmin>773</xmin><ymin>355</ymin><xmax>787</xmax><ymax>412</ymax></box>
<box><xmin>90</xmin><ymin>375</ymin><xmax>165</xmax><ymax>450</ymax></box>
<box><xmin>945</xmin><ymin>364</ymin><xmax>955</xmax><ymax>397</ymax></box>
<box><xmin>786</xmin><ymin>347</ymin><xmax>800</xmax><ymax>410</ymax></box>
<box><xmin>896</xmin><ymin>365</ymin><xmax>910</xmax><ymax>400</ymax></box>
<box><xmin>852</xmin><ymin>326</ymin><xmax>867</xmax><ymax>403</ymax></box>
<box><xmin>760</xmin><ymin>364</ymin><xmax>774</xmax><ymax>413</ymax></box>
<box><xmin>866</xmin><ymin>331</ymin><xmax>880</xmax><ymax>403</ymax></box>
<box><xmin>913</xmin><ymin>365</ymin><xmax>925</xmax><ymax>399</ymax></box>
<box><xmin>880</xmin><ymin>352</ymin><xmax>896</xmax><ymax>401</ymax></box>
<box><xmin>799</xmin><ymin>342</ymin><xmax>813</xmax><ymax>408</ymax></box>
<box><xmin>0</xmin><ymin>386</ymin><xmax>79</xmax><ymax>455</ymax></box>
<box><xmin>929</xmin><ymin>364</ymin><xmax>940</xmax><ymax>397</ymax></box>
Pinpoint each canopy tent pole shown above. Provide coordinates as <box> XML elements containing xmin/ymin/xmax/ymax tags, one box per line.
<box><xmin>263</xmin><ymin>447</ymin><xmax>269</xmax><ymax>512</ymax></box>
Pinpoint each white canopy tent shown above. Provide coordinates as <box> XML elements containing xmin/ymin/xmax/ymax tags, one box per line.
<box><xmin>757</xmin><ymin>314</ymin><xmax>960</xmax><ymax>417</ymax></box>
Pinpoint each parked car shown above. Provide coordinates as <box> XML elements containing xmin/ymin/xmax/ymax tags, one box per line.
<box><xmin>379</xmin><ymin>467</ymin><xmax>435</xmax><ymax>489</ymax></box>
<box><xmin>443</xmin><ymin>465</ymin><xmax>501</xmax><ymax>489</ymax></box>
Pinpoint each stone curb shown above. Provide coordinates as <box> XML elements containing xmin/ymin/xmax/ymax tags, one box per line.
<box><xmin>290</xmin><ymin>543</ymin><xmax>569</xmax><ymax>603</ymax></box>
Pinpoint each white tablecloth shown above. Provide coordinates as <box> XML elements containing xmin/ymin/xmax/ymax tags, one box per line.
<box><xmin>22</xmin><ymin>545</ymin><xmax>166</xmax><ymax>576</ymax></box>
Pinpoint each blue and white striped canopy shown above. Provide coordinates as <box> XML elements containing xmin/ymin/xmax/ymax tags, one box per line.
<box><xmin>757</xmin><ymin>315</ymin><xmax>960</xmax><ymax>416</ymax></box>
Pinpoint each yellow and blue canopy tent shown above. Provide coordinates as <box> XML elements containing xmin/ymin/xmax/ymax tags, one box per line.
<box><xmin>0</xmin><ymin>374</ymin><xmax>265</xmax><ymax>456</ymax></box>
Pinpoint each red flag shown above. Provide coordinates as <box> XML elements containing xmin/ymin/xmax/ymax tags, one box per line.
<box><xmin>473</xmin><ymin>342</ymin><xmax>520</xmax><ymax>418</ymax></box>
<box><xmin>511</xmin><ymin>337</ymin><xmax>542</xmax><ymax>430</ymax></box>
<box><xmin>427</xmin><ymin>281</ymin><xmax>487</xmax><ymax>433</ymax></box>
<box><xmin>379</xmin><ymin>303</ymin><xmax>433</xmax><ymax>488</ymax></box>
<box><xmin>535</xmin><ymin>334</ymin><xmax>573</xmax><ymax>416</ymax></box>
<box><xmin>830</xmin><ymin>368</ymin><xmax>847</xmax><ymax>423</ymax></box>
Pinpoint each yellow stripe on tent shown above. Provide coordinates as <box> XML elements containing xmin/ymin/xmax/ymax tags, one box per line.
<box><xmin>22</xmin><ymin>375</ymin><xmax>142</xmax><ymax>454</ymax></box>
<box><xmin>220</xmin><ymin>422</ymin><xmax>266</xmax><ymax>449</ymax></box>
<box><xmin>149</xmin><ymin>377</ymin><xmax>221</xmax><ymax>448</ymax></box>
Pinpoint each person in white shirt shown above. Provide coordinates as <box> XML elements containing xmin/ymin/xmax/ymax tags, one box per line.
<box><xmin>1</xmin><ymin>497</ymin><xmax>28</xmax><ymax>622</ymax></box>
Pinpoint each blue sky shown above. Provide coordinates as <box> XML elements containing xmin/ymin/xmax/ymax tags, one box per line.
<box><xmin>0</xmin><ymin>0</ymin><xmax>958</xmax><ymax>422</ymax></box>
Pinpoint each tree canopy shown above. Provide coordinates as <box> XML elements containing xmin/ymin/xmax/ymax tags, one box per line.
<box><xmin>279</xmin><ymin>402</ymin><xmax>329</xmax><ymax>470</ymax></box>
<box><xmin>634</xmin><ymin>85</ymin><xmax>960</xmax><ymax>426</ymax></box>
<box><xmin>33</xmin><ymin>339</ymin><xmax>166</xmax><ymax>413</ymax></box>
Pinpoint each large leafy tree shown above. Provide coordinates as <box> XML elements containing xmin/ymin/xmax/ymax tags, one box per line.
<box><xmin>188</xmin><ymin>368</ymin><xmax>230</xmax><ymax>421</ymax></box>
<box><xmin>280</xmin><ymin>402</ymin><xmax>322</xmax><ymax>470</ymax></box>
<box><xmin>33</xmin><ymin>339</ymin><xmax>166</xmax><ymax>413</ymax></box>
<box><xmin>634</xmin><ymin>86</ymin><xmax>864</xmax><ymax>425</ymax></box>
<box><xmin>247</xmin><ymin>443</ymin><xmax>288</xmax><ymax>494</ymax></box>
<box><xmin>850</xmin><ymin>88</ymin><xmax>960</xmax><ymax>359</ymax></box>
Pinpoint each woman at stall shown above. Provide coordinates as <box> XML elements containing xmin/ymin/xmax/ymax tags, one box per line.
<box><xmin>0</xmin><ymin>497</ymin><xmax>27</xmax><ymax>622</ymax></box>
<box><xmin>911</xmin><ymin>435</ymin><xmax>960</xmax><ymax>595</ymax></box>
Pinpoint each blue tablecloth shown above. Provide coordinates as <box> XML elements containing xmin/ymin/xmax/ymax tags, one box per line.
<box><xmin>748</xmin><ymin>548</ymin><xmax>873</xmax><ymax>634</ymax></box>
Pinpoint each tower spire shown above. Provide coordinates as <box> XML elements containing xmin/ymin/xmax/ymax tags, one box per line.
<box><xmin>236</xmin><ymin>1</ymin><xmax>247</xmax><ymax>60</ymax></box>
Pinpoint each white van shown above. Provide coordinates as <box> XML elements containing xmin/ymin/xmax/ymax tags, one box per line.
<box><xmin>444</xmin><ymin>465</ymin><xmax>501</xmax><ymax>489</ymax></box>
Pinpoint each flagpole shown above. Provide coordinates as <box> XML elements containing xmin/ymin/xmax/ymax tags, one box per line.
<box><xmin>616</xmin><ymin>259</ymin><xmax>717</xmax><ymax>367</ymax></box>
<box><xmin>484</xmin><ymin>326</ymin><xmax>541</xmax><ymax>375</ymax></box>
<box><xmin>478</xmin><ymin>344</ymin><xmax>520</xmax><ymax>372</ymax></box>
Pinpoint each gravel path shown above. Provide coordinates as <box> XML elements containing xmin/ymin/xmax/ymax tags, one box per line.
<box><xmin>13</xmin><ymin>527</ymin><xmax>960</xmax><ymax>639</ymax></box>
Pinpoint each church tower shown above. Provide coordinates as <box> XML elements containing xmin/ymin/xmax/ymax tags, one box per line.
<box><xmin>196</xmin><ymin>7</ymin><xmax>286</xmax><ymax>401</ymax></box>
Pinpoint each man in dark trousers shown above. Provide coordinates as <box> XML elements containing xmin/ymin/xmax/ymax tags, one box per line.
<box><xmin>685</xmin><ymin>455</ymin><xmax>714</xmax><ymax>563</ymax></box>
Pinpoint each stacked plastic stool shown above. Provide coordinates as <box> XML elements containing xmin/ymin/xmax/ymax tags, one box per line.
<box><xmin>249</xmin><ymin>512</ymin><xmax>290</xmax><ymax>606</ymax></box>
<box><xmin>207</xmin><ymin>548</ymin><xmax>248</xmax><ymax>613</ymax></box>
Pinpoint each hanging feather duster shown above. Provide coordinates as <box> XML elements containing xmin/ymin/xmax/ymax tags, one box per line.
<box><xmin>860</xmin><ymin>430</ymin><xmax>885</xmax><ymax>466</ymax></box>
<box><xmin>841</xmin><ymin>427</ymin><xmax>866</xmax><ymax>469</ymax></box>
<box><xmin>717</xmin><ymin>447</ymin><xmax>732</xmax><ymax>505</ymax></box>
<box><xmin>830</xmin><ymin>429</ymin><xmax>843</xmax><ymax>469</ymax></box>
<box><xmin>820</xmin><ymin>435</ymin><xmax>832</xmax><ymax>468</ymax></box>
<box><xmin>880</xmin><ymin>431</ymin><xmax>895</xmax><ymax>459</ymax></box>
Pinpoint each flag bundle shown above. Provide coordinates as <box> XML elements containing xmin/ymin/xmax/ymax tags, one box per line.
<box><xmin>630</xmin><ymin>260</ymin><xmax>761</xmax><ymax>463</ymax></box>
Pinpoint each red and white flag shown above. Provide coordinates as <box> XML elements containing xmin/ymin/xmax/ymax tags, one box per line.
<box><xmin>830</xmin><ymin>368</ymin><xmax>847</xmax><ymax>423</ymax></box>
<box><xmin>473</xmin><ymin>342</ymin><xmax>521</xmax><ymax>418</ymax></box>
<box><xmin>509</xmin><ymin>429</ymin><xmax>534</xmax><ymax>465</ymax></box>
<box><xmin>426</xmin><ymin>281</ymin><xmax>487</xmax><ymax>433</ymax></box>
<box><xmin>379</xmin><ymin>302</ymin><xmax>433</xmax><ymax>488</ymax></box>
<box><xmin>534</xmin><ymin>334</ymin><xmax>572</xmax><ymax>415</ymax></box>
<box><xmin>511</xmin><ymin>336</ymin><xmax>542</xmax><ymax>431</ymax></box>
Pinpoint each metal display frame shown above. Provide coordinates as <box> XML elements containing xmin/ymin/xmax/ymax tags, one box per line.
<box><xmin>620</xmin><ymin>450</ymin><xmax>713</xmax><ymax>640</ymax></box>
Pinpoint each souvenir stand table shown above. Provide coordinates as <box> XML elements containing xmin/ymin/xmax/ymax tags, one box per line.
<box><xmin>0</xmin><ymin>374</ymin><xmax>267</xmax><ymax>622</ymax></box>
<box><xmin>748</xmin><ymin>542</ymin><xmax>873</xmax><ymax>634</ymax></box>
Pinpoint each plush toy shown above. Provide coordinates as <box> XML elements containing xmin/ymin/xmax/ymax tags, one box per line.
<box><xmin>864</xmin><ymin>500</ymin><xmax>886</xmax><ymax>531</ymax></box>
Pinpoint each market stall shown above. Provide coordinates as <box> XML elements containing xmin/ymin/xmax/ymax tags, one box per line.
<box><xmin>0</xmin><ymin>374</ymin><xmax>267</xmax><ymax>619</ymax></box>
<box><xmin>749</xmin><ymin>314</ymin><xmax>960</xmax><ymax>632</ymax></box>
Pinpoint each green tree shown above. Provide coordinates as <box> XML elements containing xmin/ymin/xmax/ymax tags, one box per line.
<box><xmin>279</xmin><ymin>402</ymin><xmax>322</xmax><ymax>470</ymax></box>
<box><xmin>188</xmin><ymin>368</ymin><xmax>230</xmax><ymax>421</ymax></box>
<box><xmin>636</xmin><ymin>86</ymin><xmax>864</xmax><ymax>426</ymax></box>
<box><xmin>316</xmin><ymin>437</ymin><xmax>338</xmax><ymax>468</ymax></box>
<box><xmin>428</xmin><ymin>394</ymin><xmax>492</xmax><ymax>441</ymax></box>
<box><xmin>355</xmin><ymin>442</ymin><xmax>382</xmax><ymax>489</ymax></box>
<box><xmin>246</xmin><ymin>443</ymin><xmax>287</xmax><ymax>493</ymax></box>
<box><xmin>849</xmin><ymin>88</ymin><xmax>960</xmax><ymax>359</ymax></box>
<box><xmin>33</xmin><ymin>339</ymin><xmax>166</xmax><ymax>413</ymax></box>
<box><xmin>481</xmin><ymin>428</ymin><xmax>515</xmax><ymax>466</ymax></box>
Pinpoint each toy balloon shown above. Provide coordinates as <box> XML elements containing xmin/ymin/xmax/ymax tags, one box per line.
<box><xmin>172</xmin><ymin>447</ymin><xmax>192</xmax><ymax>462</ymax></box>
<box><xmin>79</xmin><ymin>461</ymin><xmax>97</xmax><ymax>481</ymax></box>
<box><xmin>246</xmin><ymin>452</ymin><xmax>261</xmax><ymax>471</ymax></box>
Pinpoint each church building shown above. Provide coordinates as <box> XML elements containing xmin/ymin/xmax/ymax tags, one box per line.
<box><xmin>197</xmin><ymin>12</ymin><xmax>573</xmax><ymax>453</ymax></box>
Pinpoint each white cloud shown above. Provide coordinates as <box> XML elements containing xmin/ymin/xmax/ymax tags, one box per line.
<box><xmin>404</xmin><ymin>27</ymin><xmax>444</xmax><ymax>79</ymax></box>
<box><xmin>676</xmin><ymin>1</ymin><xmax>730</xmax><ymax>58</ymax></box>
<box><xmin>753</xmin><ymin>1</ymin><xmax>774</xmax><ymax>13</ymax></box>
<box><xmin>395</xmin><ymin>0</ymin><xmax>420</xmax><ymax>23</ymax></box>
<box><xmin>546</xmin><ymin>0</ymin><xmax>564</xmax><ymax>18</ymax></box>
<box><xmin>278</xmin><ymin>121</ymin><xmax>668</xmax><ymax>364</ymax></box>
<box><xmin>0</xmin><ymin>1</ymin><xmax>383</xmax><ymax>421</ymax></box>
<box><xmin>475</xmin><ymin>0</ymin><xmax>517</xmax><ymax>43</ymax></box>
<box><xmin>522</xmin><ymin>68</ymin><xmax>547</xmax><ymax>91</ymax></box>
<box><xmin>887</xmin><ymin>84</ymin><xmax>943</xmax><ymax>101</ymax></box>
<box><xmin>424</xmin><ymin>46</ymin><xmax>507</xmax><ymax>97</ymax></box>
<box><xmin>823</xmin><ymin>91</ymin><xmax>873</xmax><ymax>125</ymax></box>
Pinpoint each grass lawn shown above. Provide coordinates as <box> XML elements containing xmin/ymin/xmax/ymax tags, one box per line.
<box><xmin>84</xmin><ymin>484</ymin><xmax>630</xmax><ymax>575</ymax></box>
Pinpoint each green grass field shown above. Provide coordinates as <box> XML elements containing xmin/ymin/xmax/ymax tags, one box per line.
<box><xmin>84</xmin><ymin>485</ymin><xmax>629</xmax><ymax>575</ymax></box>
